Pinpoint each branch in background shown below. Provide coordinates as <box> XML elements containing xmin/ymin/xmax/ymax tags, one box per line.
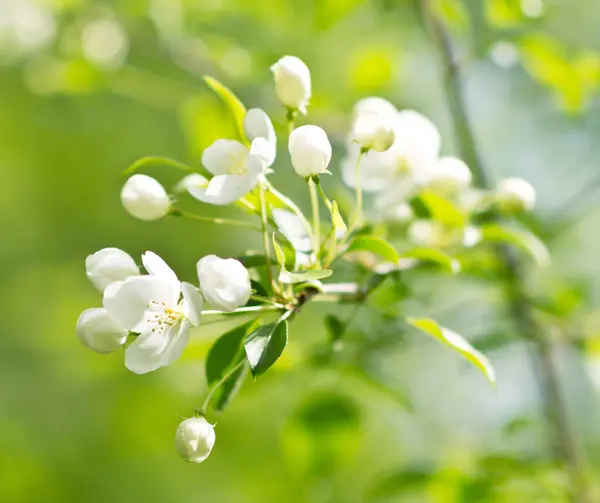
<box><xmin>416</xmin><ymin>1</ymin><xmax>594</xmax><ymax>501</ymax></box>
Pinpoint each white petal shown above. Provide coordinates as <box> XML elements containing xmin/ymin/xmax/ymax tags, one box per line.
<box><xmin>201</xmin><ymin>139</ymin><xmax>248</xmax><ymax>176</ymax></box>
<box><xmin>175</xmin><ymin>173</ymin><xmax>209</xmax><ymax>194</ymax></box>
<box><xmin>181</xmin><ymin>282</ymin><xmax>203</xmax><ymax>326</ymax></box>
<box><xmin>201</xmin><ymin>173</ymin><xmax>259</xmax><ymax>205</ymax></box>
<box><xmin>161</xmin><ymin>321</ymin><xmax>191</xmax><ymax>368</ymax></box>
<box><xmin>103</xmin><ymin>276</ymin><xmax>180</xmax><ymax>331</ymax></box>
<box><xmin>76</xmin><ymin>307</ymin><xmax>128</xmax><ymax>354</ymax></box>
<box><xmin>85</xmin><ymin>247</ymin><xmax>139</xmax><ymax>292</ymax></box>
<box><xmin>249</xmin><ymin>137</ymin><xmax>275</xmax><ymax>169</ymax></box>
<box><xmin>142</xmin><ymin>251</ymin><xmax>179</xmax><ymax>282</ymax></box>
<box><xmin>125</xmin><ymin>327</ymin><xmax>170</xmax><ymax>374</ymax></box>
<box><xmin>244</xmin><ymin>109</ymin><xmax>276</xmax><ymax>166</ymax></box>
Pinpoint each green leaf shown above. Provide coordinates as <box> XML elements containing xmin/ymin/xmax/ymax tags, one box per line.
<box><xmin>325</xmin><ymin>315</ymin><xmax>345</xmax><ymax>343</ymax></box>
<box><xmin>237</xmin><ymin>254</ymin><xmax>277</xmax><ymax>268</ymax></box>
<box><xmin>331</xmin><ymin>201</ymin><xmax>347</xmax><ymax>234</ymax></box>
<box><xmin>205</xmin><ymin>321</ymin><xmax>255</xmax><ymax>385</ymax></box>
<box><xmin>244</xmin><ymin>320</ymin><xmax>289</xmax><ymax>377</ymax></box>
<box><xmin>272</xmin><ymin>234</ymin><xmax>287</xmax><ymax>267</ymax></box>
<box><xmin>480</xmin><ymin>223</ymin><xmax>550</xmax><ymax>266</ymax></box>
<box><xmin>293</xmin><ymin>279</ymin><xmax>325</xmax><ymax>294</ymax></box>
<box><xmin>123</xmin><ymin>156</ymin><xmax>196</xmax><ymax>175</ymax></box>
<box><xmin>347</xmin><ymin>236</ymin><xmax>400</xmax><ymax>263</ymax></box>
<box><xmin>418</xmin><ymin>190</ymin><xmax>467</xmax><ymax>227</ymax></box>
<box><xmin>279</xmin><ymin>268</ymin><xmax>333</xmax><ymax>284</ymax></box>
<box><xmin>203</xmin><ymin>75</ymin><xmax>247</xmax><ymax>143</ymax></box>
<box><xmin>366</xmin><ymin>466</ymin><xmax>435</xmax><ymax>502</ymax></box>
<box><xmin>407</xmin><ymin>317</ymin><xmax>495</xmax><ymax>385</ymax></box>
<box><xmin>400</xmin><ymin>247</ymin><xmax>461</xmax><ymax>273</ymax></box>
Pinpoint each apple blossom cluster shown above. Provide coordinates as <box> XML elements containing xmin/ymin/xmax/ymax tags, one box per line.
<box><xmin>77</xmin><ymin>54</ymin><xmax>540</xmax><ymax>464</ymax></box>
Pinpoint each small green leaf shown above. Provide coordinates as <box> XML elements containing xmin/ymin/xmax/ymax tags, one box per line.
<box><xmin>205</xmin><ymin>321</ymin><xmax>255</xmax><ymax>385</ymax></box>
<box><xmin>480</xmin><ymin>224</ymin><xmax>550</xmax><ymax>266</ymax></box>
<box><xmin>325</xmin><ymin>315</ymin><xmax>345</xmax><ymax>342</ymax></box>
<box><xmin>237</xmin><ymin>254</ymin><xmax>277</xmax><ymax>268</ymax></box>
<box><xmin>271</xmin><ymin>234</ymin><xmax>287</xmax><ymax>267</ymax></box>
<box><xmin>279</xmin><ymin>268</ymin><xmax>333</xmax><ymax>284</ymax></box>
<box><xmin>418</xmin><ymin>190</ymin><xmax>467</xmax><ymax>227</ymax></box>
<box><xmin>244</xmin><ymin>320</ymin><xmax>289</xmax><ymax>377</ymax></box>
<box><xmin>123</xmin><ymin>156</ymin><xmax>196</xmax><ymax>175</ymax></box>
<box><xmin>293</xmin><ymin>279</ymin><xmax>325</xmax><ymax>294</ymax></box>
<box><xmin>400</xmin><ymin>247</ymin><xmax>461</xmax><ymax>273</ymax></box>
<box><xmin>347</xmin><ymin>236</ymin><xmax>400</xmax><ymax>263</ymax></box>
<box><xmin>203</xmin><ymin>75</ymin><xmax>247</xmax><ymax>143</ymax></box>
<box><xmin>407</xmin><ymin>317</ymin><xmax>495</xmax><ymax>385</ymax></box>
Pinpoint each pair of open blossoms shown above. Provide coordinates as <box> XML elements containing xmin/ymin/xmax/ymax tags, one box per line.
<box><xmin>76</xmin><ymin>248</ymin><xmax>251</xmax><ymax>374</ymax></box>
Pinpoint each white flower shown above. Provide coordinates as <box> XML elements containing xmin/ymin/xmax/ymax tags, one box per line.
<box><xmin>197</xmin><ymin>255</ymin><xmax>251</xmax><ymax>312</ymax></box>
<box><xmin>271</xmin><ymin>55</ymin><xmax>311</xmax><ymax>114</ymax></box>
<box><xmin>175</xmin><ymin>416</ymin><xmax>216</xmax><ymax>463</ymax></box>
<box><xmin>188</xmin><ymin>110</ymin><xmax>275</xmax><ymax>205</ymax></box>
<box><xmin>76</xmin><ymin>308</ymin><xmax>128</xmax><ymax>354</ymax></box>
<box><xmin>425</xmin><ymin>156</ymin><xmax>472</xmax><ymax>195</ymax></box>
<box><xmin>353</xmin><ymin>112</ymin><xmax>395</xmax><ymax>152</ymax></box>
<box><xmin>103</xmin><ymin>252</ymin><xmax>204</xmax><ymax>374</ymax></box>
<box><xmin>353</xmin><ymin>97</ymin><xmax>398</xmax><ymax>123</ymax></box>
<box><xmin>408</xmin><ymin>220</ymin><xmax>447</xmax><ymax>247</ymax></box>
<box><xmin>288</xmin><ymin>125</ymin><xmax>332</xmax><ymax>178</ymax></box>
<box><xmin>86</xmin><ymin>247</ymin><xmax>139</xmax><ymax>292</ymax></box>
<box><xmin>496</xmin><ymin>177</ymin><xmax>536</xmax><ymax>212</ymax></box>
<box><xmin>121</xmin><ymin>174</ymin><xmax>170</xmax><ymax>221</ymax></box>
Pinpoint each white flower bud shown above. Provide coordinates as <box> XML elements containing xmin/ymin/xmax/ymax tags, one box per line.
<box><xmin>76</xmin><ymin>308</ymin><xmax>128</xmax><ymax>354</ymax></box>
<box><xmin>496</xmin><ymin>177</ymin><xmax>536</xmax><ymax>212</ymax></box>
<box><xmin>175</xmin><ymin>417</ymin><xmax>216</xmax><ymax>463</ymax></box>
<box><xmin>270</xmin><ymin>55</ymin><xmax>311</xmax><ymax>114</ymax></box>
<box><xmin>288</xmin><ymin>125</ymin><xmax>332</xmax><ymax>178</ymax></box>
<box><xmin>426</xmin><ymin>156</ymin><xmax>472</xmax><ymax>194</ymax></box>
<box><xmin>197</xmin><ymin>255</ymin><xmax>251</xmax><ymax>312</ymax></box>
<box><xmin>408</xmin><ymin>220</ymin><xmax>447</xmax><ymax>247</ymax></box>
<box><xmin>353</xmin><ymin>97</ymin><xmax>397</xmax><ymax>123</ymax></box>
<box><xmin>86</xmin><ymin>247</ymin><xmax>139</xmax><ymax>292</ymax></box>
<box><xmin>353</xmin><ymin>112</ymin><xmax>395</xmax><ymax>152</ymax></box>
<box><xmin>121</xmin><ymin>174</ymin><xmax>170</xmax><ymax>221</ymax></box>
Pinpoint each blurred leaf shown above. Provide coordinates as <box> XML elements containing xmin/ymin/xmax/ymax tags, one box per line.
<box><xmin>123</xmin><ymin>156</ymin><xmax>196</xmax><ymax>175</ymax></box>
<box><xmin>347</xmin><ymin>236</ymin><xmax>399</xmax><ymax>263</ymax></box>
<box><xmin>206</xmin><ymin>321</ymin><xmax>255</xmax><ymax>385</ymax></box>
<box><xmin>244</xmin><ymin>320</ymin><xmax>288</xmax><ymax>377</ymax></box>
<box><xmin>418</xmin><ymin>190</ymin><xmax>467</xmax><ymax>227</ymax></box>
<box><xmin>325</xmin><ymin>315</ymin><xmax>345</xmax><ymax>343</ymax></box>
<box><xmin>331</xmin><ymin>200</ymin><xmax>347</xmax><ymax>234</ymax></box>
<box><xmin>296</xmin><ymin>391</ymin><xmax>360</xmax><ymax>431</ymax></box>
<box><xmin>367</xmin><ymin>466</ymin><xmax>435</xmax><ymax>501</ymax></box>
<box><xmin>203</xmin><ymin>75</ymin><xmax>247</xmax><ymax>143</ymax></box>
<box><xmin>293</xmin><ymin>279</ymin><xmax>325</xmax><ymax>293</ymax></box>
<box><xmin>481</xmin><ymin>223</ymin><xmax>550</xmax><ymax>266</ymax></box>
<box><xmin>279</xmin><ymin>268</ymin><xmax>333</xmax><ymax>284</ymax></box>
<box><xmin>272</xmin><ymin>234</ymin><xmax>287</xmax><ymax>266</ymax></box>
<box><xmin>237</xmin><ymin>254</ymin><xmax>277</xmax><ymax>268</ymax></box>
<box><xmin>407</xmin><ymin>318</ymin><xmax>495</xmax><ymax>385</ymax></box>
<box><xmin>400</xmin><ymin>247</ymin><xmax>461</xmax><ymax>273</ymax></box>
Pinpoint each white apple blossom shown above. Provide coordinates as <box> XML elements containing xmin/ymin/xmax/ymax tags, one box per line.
<box><xmin>76</xmin><ymin>308</ymin><xmax>128</xmax><ymax>354</ymax></box>
<box><xmin>188</xmin><ymin>109</ymin><xmax>276</xmax><ymax>205</ymax></box>
<box><xmin>271</xmin><ymin>55</ymin><xmax>311</xmax><ymax>114</ymax></box>
<box><xmin>496</xmin><ymin>177</ymin><xmax>536</xmax><ymax>212</ymax></box>
<box><xmin>103</xmin><ymin>252</ymin><xmax>204</xmax><ymax>374</ymax></box>
<box><xmin>121</xmin><ymin>174</ymin><xmax>170</xmax><ymax>221</ymax></box>
<box><xmin>353</xmin><ymin>97</ymin><xmax>398</xmax><ymax>124</ymax></box>
<box><xmin>353</xmin><ymin>112</ymin><xmax>395</xmax><ymax>152</ymax></box>
<box><xmin>175</xmin><ymin>416</ymin><xmax>216</xmax><ymax>463</ymax></box>
<box><xmin>197</xmin><ymin>255</ymin><xmax>251</xmax><ymax>312</ymax></box>
<box><xmin>85</xmin><ymin>247</ymin><xmax>139</xmax><ymax>292</ymax></box>
<box><xmin>288</xmin><ymin>125</ymin><xmax>332</xmax><ymax>178</ymax></box>
<box><xmin>425</xmin><ymin>156</ymin><xmax>472</xmax><ymax>195</ymax></box>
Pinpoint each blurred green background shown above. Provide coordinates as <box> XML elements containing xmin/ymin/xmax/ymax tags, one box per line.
<box><xmin>2</xmin><ymin>0</ymin><xmax>600</xmax><ymax>501</ymax></box>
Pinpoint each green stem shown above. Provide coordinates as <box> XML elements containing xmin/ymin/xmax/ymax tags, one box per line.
<box><xmin>308</xmin><ymin>177</ymin><xmax>321</xmax><ymax>265</ymax></box>
<box><xmin>200</xmin><ymin>359</ymin><xmax>247</xmax><ymax>415</ymax></box>
<box><xmin>348</xmin><ymin>150</ymin><xmax>366</xmax><ymax>233</ymax></box>
<box><xmin>249</xmin><ymin>295</ymin><xmax>287</xmax><ymax>309</ymax></box>
<box><xmin>174</xmin><ymin>210</ymin><xmax>260</xmax><ymax>231</ymax></box>
<box><xmin>258</xmin><ymin>182</ymin><xmax>277</xmax><ymax>292</ymax></box>
<box><xmin>201</xmin><ymin>305</ymin><xmax>283</xmax><ymax>316</ymax></box>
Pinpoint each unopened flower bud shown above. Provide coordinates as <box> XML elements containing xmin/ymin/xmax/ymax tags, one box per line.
<box><xmin>197</xmin><ymin>255</ymin><xmax>251</xmax><ymax>312</ymax></box>
<box><xmin>288</xmin><ymin>125</ymin><xmax>332</xmax><ymax>178</ymax></box>
<box><xmin>271</xmin><ymin>55</ymin><xmax>311</xmax><ymax>114</ymax></box>
<box><xmin>353</xmin><ymin>113</ymin><xmax>395</xmax><ymax>152</ymax></box>
<box><xmin>76</xmin><ymin>308</ymin><xmax>128</xmax><ymax>354</ymax></box>
<box><xmin>496</xmin><ymin>177</ymin><xmax>536</xmax><ymax>212</ymax></box>
<box><xmin>86</xmin><ymin>247</ymin><xmax>139</xmax><ymax>291</ymax></box>
<box><xmin>121</xmin><ymin>174</ymin><xmax>170</xmax><ymax>221</ymax></box>
<box><xmin>426</xmin><ymin>156</ymin><xmax>472</xmax><ymax>194</ymax></box>
<box><xmin>175</xmin><ymin>417</ymin><xmax>216</xmax><ymax>463</ymax></box>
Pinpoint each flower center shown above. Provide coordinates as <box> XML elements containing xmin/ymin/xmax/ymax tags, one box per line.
<box><xmin>227</xmin><ymin>151</ymin><xmax>249</xmax><ymax>175</ymax></box>
<box><xmin>147</xmin><ymin>300</ymin><xmax>183</xmax><ymax>333</ymax></box>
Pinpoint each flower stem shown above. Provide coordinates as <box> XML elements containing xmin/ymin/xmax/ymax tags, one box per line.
<box><xmin>308</xmin><ymin>177</ymin><xmax>321</xmax><ymax>266</ymax></box>
<box><xmin>174</xmin><ymin>210</ymin><xmax>260</xmax><ymax>230</ymax></box>
<box><xmin>201</xmin><ymin>305</ymin><xmax>283</xmax><ymax>316</ymax></box>
<box><xmin>348</xmin><ymin>149</ymin><xmax>366</xmax><ymax>233</ymax></box>
<box><xmin>200</xmin><ymin>359</ymin><xmax>247</xmax><ymax>415</ymax></box>
<box><xmin>258</xmin><ymin>182</ymin><xmax>277</xmax><ymax>293</ymax></box>
<box><xmin>249</xmin><ymin>295</ymin><xmax>287</xmax><ymax>309</ymax></box>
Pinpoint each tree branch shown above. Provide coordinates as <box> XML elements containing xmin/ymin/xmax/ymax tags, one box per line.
<box><xmin>416</xmin><ymin>2</ymin><xmax>593</xmax><ymax>501</ymax></box>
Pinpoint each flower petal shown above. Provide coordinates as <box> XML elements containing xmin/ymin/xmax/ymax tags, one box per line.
<box><xmin>103</xmin><ymin>276</ymin><xmax>180</xmax><ymax>331</ymax></box>
<box><xmin>125</xmin><ymin>328</ymin><xmax>171</xmax><ymax>374</ymax></box>
<box><xmin>162</xmin><ymin>320</ymin><xmax>191</xmax><ymax>368</ymax></box>
<box><xmin>248</xmin><ymin>137</ymin><xmax>274</xmax><ymax>171</ymax></box>
<box><xmin>142</xmin><ymin>251</ymin><xmax>179</xmax><ymax>282</ymax></box>
<box><xmin>181</xmin><ymin>282</ymin><xmax>203</xmax><ymax>326</ymax></box>
<box><xmin>244</xmin><ymin>109</ymin><xmax>276</xmax><ymax>166</ymax></box>
<box><xmin>202</xmin><ymin>173</ymin><xmax>259</xmax><ymax>205</ymax></box>
<box><xmin>201</xmin><ymin>139</ymin><xmax>248</xmax><ymax>176</ymax></box>
<box><xmin>175</xmin><ymin>173</ymin><xmax>209</xmax><ymax>194</ymax></box>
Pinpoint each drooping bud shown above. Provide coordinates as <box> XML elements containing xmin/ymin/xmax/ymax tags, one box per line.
<box><xmin>121</xmin><ymin>174</ymin><xmax>170</xmax><ymax>221</ymax></box>
<box><xmin>86</xmin><ymin>247</ymin><xmax>139</xmax><ymax>292</ymax></box>
<box><xmin>197</xmin><ymin>255</ymin><xmax>251</xmax><ymax>312</ymax></box>
<box><xmin>288</xmin><ymin>125</ymin><xmax>332</xmax><ymax>178</ymax></box>
<box><xmin>76</xmin><ymin>308</ymin><xmax>128</xmax><ymax>354</ymax></box>
<box><xmin>496</xmin><ymin>177</ymin><xmax>536</xmax><ymax>212</ymax></box>
<box><xmin>425</xmin><ymin>156</ymin><xmax>472</xmax><ymax>195</ymax></box>
<box><xmin>175</xmin><ymin>417</ymin><xmax>216</xmax><ymax>463</ymax></box>
<box><xmin>270</xmin><ymin>55</ymin><xmax>311</xmax><ymax>114</ymax></box>
<box><xmin>353</xmin><ymin>113</ymin><xmax>395</xmax><ymax>152</ymax></box>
